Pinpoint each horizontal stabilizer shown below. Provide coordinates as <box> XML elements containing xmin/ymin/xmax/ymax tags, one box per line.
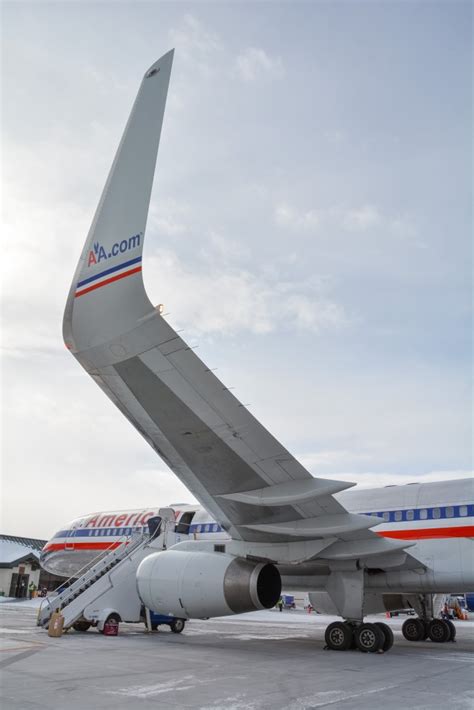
<box><xmin>320</xmin><ymin>537</ymin><xmax>414</xmax><ymax>560</ymax></box>
<box><xmin>241</xmin><ymin>513</ymin><xmax>376</xmax><ymax>538</ymax></box>
<box><xmin>217</xmin><ymin>478</ymin><xmax>355</xmax><ymax>507</ymax></box>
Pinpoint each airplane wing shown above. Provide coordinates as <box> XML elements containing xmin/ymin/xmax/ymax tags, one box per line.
<box><xmin>64</xmin><ymin>51</ymin><xmax>411</xmax><ymax>564</ymax></box>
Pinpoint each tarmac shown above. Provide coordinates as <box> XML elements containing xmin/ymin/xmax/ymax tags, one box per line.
<box><xmin>0</xmin><ymin>600</ymin><xmax>473</xmax><ymax>709</ymax></box>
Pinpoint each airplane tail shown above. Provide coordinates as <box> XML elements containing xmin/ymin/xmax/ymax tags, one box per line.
<box><xmin>63</xmin><ymin>50</ymin><xmax>174</xmax><ymax>353</ymax></box>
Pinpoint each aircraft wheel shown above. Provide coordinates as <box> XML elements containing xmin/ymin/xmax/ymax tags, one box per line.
<box><xmin>402</xmin><ymin>618</ymin><xmax>425</xmax><ymax>642</ymax></box>
<box><xmin>445</xmin><ymin>619</ymin><xmax>456</xmax><ymax>641</ymax></box>
<box><xmin>354</xmin><ymin>623</ymin><xmax>384</xmax><ymax>653</ymax></box>
<box><xmin>374</xmin><ymin>622</ymin><xmax>394</xmax><ymax>652</ymax></box>
<box><xmin>151</xmin><ymin>623</ymin><xmax>158</xmax><ymax>631</ymax></box>
<box><xmin>428</xmin><ymin>619</ymin><xmax>451</xmax><ymax>643</ymax></box>
<box><xmin>325</xmin><ymin>621</ymin><xmax>353</xmax><ymax>651</ymax></box>
<box><xmin>73</xmin><ymin>620</ymin><xmax>91</xmax><ymax>632</ymax></box>
<box><xmin>170</xmin><ymin>619</ymin><xmax>185</xmax><ymax>633</ymax></box>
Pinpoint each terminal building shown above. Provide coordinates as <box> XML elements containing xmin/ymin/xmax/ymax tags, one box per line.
<box><xmin>0</xmin><ymin>534</ymin><xmax>62</xmax><ymax>598</ymax></box>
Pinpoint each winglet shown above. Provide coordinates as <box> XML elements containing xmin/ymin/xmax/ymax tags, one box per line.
<box><xmin>63</xmin><ymin>50</ymin><xmax>174</xmax><ymax>353</ymax></box>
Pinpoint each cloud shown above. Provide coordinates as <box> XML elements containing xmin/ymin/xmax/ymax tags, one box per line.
<box><xmin>298</xmin><ymin>452</ymin><xmax>473</xmax><ymax>489</ymax></box>
<box><xmin>148</xmin><ymin>199</ymin><xmax>190</xmax><ymax>238</ymax></box>
<box><xmin>145</xmin><ymin>246</ymin><xmax>349</xmax><ymax>338</ymax></box>
<box><xmin>342</xmin><ymin>204</ymin><xmax>381</xmax><ymax>232</ymax></box>
<box><xmin>275</xmin><ymin>203</ymin><xmax>322</xmax><ymax>232</ymax></box>
<box><xmin>235</xmin><ymin>47</ymin><xmax>284</xmax><ymax>82</ymax></box>
<box><xmin>274</xmin><ymin>201</ymin><xmax>419</xmax><ymax>243</ymax></box>
<box><xmin>317</xmin><ymin>469</ymin><xmax>474</xmax><ymax>490</ymax></box>
<box><xmin>168</xmin><ymin>14</ymin><xmax>223</xmax><ymax>77</ymax></box>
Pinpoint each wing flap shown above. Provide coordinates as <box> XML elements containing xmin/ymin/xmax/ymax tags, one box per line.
<box><xmin>217</xmin><ymin>479</ymin><xmax>355</xmax><ymax>506</ymax></box>
<box><xmin>240</xmin><ymin>513</ymin><xmax>376</xmax><ymax>538</ymax></box>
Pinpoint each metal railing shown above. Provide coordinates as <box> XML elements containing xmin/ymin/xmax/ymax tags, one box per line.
<box><xmin>37</xmin><ymin>530</ymin><xmax>148</xmax><ymax>626</ymax></box>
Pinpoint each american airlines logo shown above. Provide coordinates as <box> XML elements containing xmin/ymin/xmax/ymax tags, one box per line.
<box><xmin>85</xmin><ymin>509</ymin><xmax>161</xmax><ymax>528</ymax></box>
<box><xmin>87</xmin><ymin>233</ymin><xmax>142</xmax><ymax>267</ymax></box>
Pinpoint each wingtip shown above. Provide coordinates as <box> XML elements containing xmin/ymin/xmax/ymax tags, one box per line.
<box><xmin>144</xmin><ymin>49</ymin><xmax>175</xmax><ymax>78</ymax></box>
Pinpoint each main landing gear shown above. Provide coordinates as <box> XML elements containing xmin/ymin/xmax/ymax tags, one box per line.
<box><xmin>402</xmin><ymin>618</ymin><xmax>456</xmax><ymax>644</ymax></box>
<box><xmin>325</xmin><ymin>621</ymin><xmax>394</xmax><ymax>653</ymax></box>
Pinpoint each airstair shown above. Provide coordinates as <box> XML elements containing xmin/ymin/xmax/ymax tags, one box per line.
<box><xmin>37</xmin><ymin>530</ymin><xmax>152</xmax><ymax>630</ymax></box>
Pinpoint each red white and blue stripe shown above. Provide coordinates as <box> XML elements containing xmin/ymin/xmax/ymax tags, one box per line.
<box><xmin>75</xmin><ymin>256</ymin><xmax>142</xmax><ymax>298</ymax></box>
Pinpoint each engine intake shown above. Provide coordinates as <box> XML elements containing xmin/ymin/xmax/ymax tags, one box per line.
<box><xmin>136</xmin><ymin>550</ymin><xmax>281</xmax><ymax>619</ymax></box>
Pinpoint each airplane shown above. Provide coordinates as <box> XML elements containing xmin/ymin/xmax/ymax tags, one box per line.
<box><xmin>57</xmin><ymin>48</ymin><xmax>474</xmax><ymax>654</ymax></box>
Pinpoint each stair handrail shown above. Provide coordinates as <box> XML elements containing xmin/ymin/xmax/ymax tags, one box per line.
<box><xmin>38</xmin><ymin>530</ymin><xmax>148</xmax><ymax>623</ymax></box>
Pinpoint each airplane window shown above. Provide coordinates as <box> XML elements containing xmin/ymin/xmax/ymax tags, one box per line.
<box><xmin>445</xmin><ymin>507</ymin><xmax>454</xmax><ymax>518</ymax></box>
<box><xmin>419</xmin><ymin>509</ymin><xmax>428</xmax><ymax>519</ymax></box>
<box><xmin>394</xmin><ymin>511</ymin><xmax>402</xmax><ymax>522</ymax></box>
<box><xmin>433</xmin><ymin>508</ymin><xmax>441</xmax><ymax>519</ymax></box>
<box><xmin>383</xmin><ymin>512</ymin><xmax>390</xmax><ymax>522</ymax></box>
<box><xmin>406</xmin><ymin>510</ymin><xmax>414</xmax><ymax>521</ymax></box>
<box><xmin>459</xmin><ymin>505</ymin><xmax>468</xmax><ymax>516</ymax></box>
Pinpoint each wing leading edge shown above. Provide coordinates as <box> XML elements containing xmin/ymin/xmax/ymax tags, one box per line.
<box><xmin>64</xmin><ymin>53</ymin><xmax>411</xmax><ymax>565</ymax></box>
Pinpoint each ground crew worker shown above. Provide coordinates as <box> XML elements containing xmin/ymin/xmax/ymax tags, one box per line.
<box><xmin>277</xmin><ymin>597</ymin><xmax>283</xmax><ymax>612</ymax></box>
<box><xmin>28</xmin><ymin>581</ymin><xmax>37</xmax><ymax>599</ymax></box>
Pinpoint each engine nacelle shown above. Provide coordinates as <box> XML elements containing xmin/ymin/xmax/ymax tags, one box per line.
<box><xmin>136</xmin><ymin>550</ymin><xmax>281</xmax><ymax>619</ymax></box>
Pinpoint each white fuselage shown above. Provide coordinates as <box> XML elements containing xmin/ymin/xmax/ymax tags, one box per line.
<box><xmin>41</xmin><ymin>478</ymin><xmax>474</xmax><ymax>593</ymax></box>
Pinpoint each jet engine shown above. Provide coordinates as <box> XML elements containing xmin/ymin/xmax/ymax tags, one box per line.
<box><xmin>136</xmin><ymin>550</ymin><xmax>281</xmax><ymax>619</ymax></box>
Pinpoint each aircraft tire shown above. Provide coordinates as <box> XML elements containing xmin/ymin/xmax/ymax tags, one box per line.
<box><xmin>324</xmin><ymin>622</ymin><xmax>353</xmax><ymax>651</ymax></box>
<box><xmin>445</xmin><ymin>619</ymin><xmax>456</xmax><ymax>641</ymax></box>
<box><xmin>170</xmin><ymin>619</ymin><xmax>185</xmax><ymax>634</ymax></box>
<box><xmin>421</xmin><ymin>620</ymin><xmax>430</xmax><ymax>640</ymax></box>
<box><xmin>428</xmin><ymin>619</ymin><xmax>451</xmax><ymax>643</ymax></box>
<box><xmin>402</xmin><ymin>618</ymin><xmax>425</xmax><ymax>642</ymax></box>
<box><xmin>354</xmin><ymin>623</ymin><xmax>384</xmax><ymax>653</ymax></box>
<box><xmin>374</xmin><ymin>622</ymin><xmax>394</xmax><ymax>652</ymax></box>
<box><xmin>73</xmin><ymin>620</ymin><xmax>91</xmax><ymax>632</ymax></box>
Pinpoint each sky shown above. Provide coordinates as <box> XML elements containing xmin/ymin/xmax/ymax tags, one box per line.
<box><xmin>1</xmin><ymin>1</ymin><xmax>472</xmax><ymax>539</ymax></box>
